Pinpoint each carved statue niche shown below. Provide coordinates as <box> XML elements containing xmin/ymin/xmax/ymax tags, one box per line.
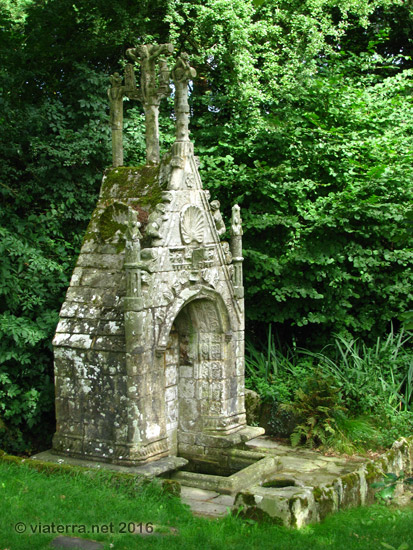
<box><xmin>125</xmin><ymin>43</ymin><xmax>174</xmax><ymax>165</ymax></box>
<box><xmin>171</xmin><ymin>53</ymin><xmax>196</xmax><ymax>143</ymax></box>
<box><xmin>210</xmin><ymin>200</ymin><xmax>226</xmax><ymax>237</ymax></box>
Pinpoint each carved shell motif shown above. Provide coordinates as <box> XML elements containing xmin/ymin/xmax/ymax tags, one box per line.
<box><xmin>180</xmin><ymin>205</ymin><xmax>205</xmax><ymax>245</ymax></box>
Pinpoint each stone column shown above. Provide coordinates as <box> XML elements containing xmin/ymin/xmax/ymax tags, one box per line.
<box><xmin>143</xmin><ymin>104</ymin><xmax>160</xmax><ymax>166</ymax></box>
<box><xmin>171</xmin><ymin>53</ymin><xmax>197</xmax><ymax>143</ymax></box>
<box><xmin>108</xmin><ymin>72</ymin><xmax>124</xmax><ymax>167</ymax></box>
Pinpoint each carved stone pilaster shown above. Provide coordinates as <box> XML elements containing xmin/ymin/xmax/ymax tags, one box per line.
<box><xmin>123</xmin><ymin>208</ymin><xmax>143</xmax><ymax>314</ymax></box>
<box><xmin>230</xmin><ymin>204</ymin><xmax>244</xmax><ymax>299</ymax></box>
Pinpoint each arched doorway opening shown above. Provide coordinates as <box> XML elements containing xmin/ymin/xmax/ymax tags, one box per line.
<box><xmin>162</xmin><ymin>295</ymin><xmax>237</xmax><ymax>455</ymax></box>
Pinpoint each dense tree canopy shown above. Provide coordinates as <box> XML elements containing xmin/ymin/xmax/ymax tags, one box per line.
<box><xmin>0</xmin><ymin>0</ymin><xmax>412</xmax><ymax>450</ymax></box>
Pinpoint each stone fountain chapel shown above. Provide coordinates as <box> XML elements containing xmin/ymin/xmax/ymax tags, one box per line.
<box><xmin>52</xmin><ymin>44</ymin><xmax>263</xmax><ymax>467</ymax></box>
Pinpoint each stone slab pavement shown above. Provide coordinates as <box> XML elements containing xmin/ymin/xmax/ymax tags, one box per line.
<box><xmin>180</xmin><ymin>486</ymin><xmax>235</xmax><ymax>518</ymax></box>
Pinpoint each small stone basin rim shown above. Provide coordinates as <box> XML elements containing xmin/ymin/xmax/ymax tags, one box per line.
<box><xmin>170</xmin><ymin>454</ymin><xmax>279</xmax><ymax>495</ymax></box>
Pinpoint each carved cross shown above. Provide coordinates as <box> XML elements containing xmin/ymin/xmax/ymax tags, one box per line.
<box><xmin>125</xmin><ymin>43</ymin><xmax>174</xmax><ymax>165</ymax></box>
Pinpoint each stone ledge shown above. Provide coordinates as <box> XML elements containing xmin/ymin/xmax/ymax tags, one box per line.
<box><xmin>29</xmin><ymin>450</ymin><xmax>186</xmax><ymax>477</ymax></box>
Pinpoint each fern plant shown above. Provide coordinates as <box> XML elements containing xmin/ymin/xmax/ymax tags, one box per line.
<box><xmin>282</xmin><ymin>373</ymin><xmax>346</xmax><ymax>447</ymax></box>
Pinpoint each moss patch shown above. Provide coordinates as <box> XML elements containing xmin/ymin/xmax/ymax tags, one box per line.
<box><xmin>101</xmin><ymin>166</ymin><xmax>165</xmax><ymax>207</ymax></box>
<box><xmin>235</xmin><ymin>505</ymin><xmax>283</xmax><ymax>525</ymax></box>
<box><xmin>98</xmin><ymin>202</ymin><xmax>129</xmax><ymax>242</ymax></box>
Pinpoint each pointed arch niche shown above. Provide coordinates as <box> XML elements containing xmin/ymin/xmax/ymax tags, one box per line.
<box><xmin>158</xmin><ymin>287</ymin><xmax>245</xmax><ymax>456</ymax></box>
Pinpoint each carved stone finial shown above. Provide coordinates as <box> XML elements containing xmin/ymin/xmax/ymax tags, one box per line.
<box><xmin>230</xmin><ymin>205</ymin><xmax>244</xmax><ymax>299</ymax></box>
<box><xmin>230</xmin><ymin>204</ymin><xmax>243</xmax><ymax>237</ymax></box>
<box><xmin>171</xmin><ymin>53</ymin><xmax>196</xmax><ymax>143</ymax></box>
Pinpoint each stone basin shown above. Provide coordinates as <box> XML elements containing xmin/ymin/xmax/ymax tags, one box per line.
<box><xmin>168</xmin><ymin>450</ymin><xmax>279</xmax><ymax>494</ymax></box>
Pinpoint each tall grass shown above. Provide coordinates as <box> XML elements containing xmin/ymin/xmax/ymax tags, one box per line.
<box><xmin>245</xmin><ymin>326</ymin><xmax>314</xmax><ymax>402</ymax></box>
<box><xmin>300</xmin><ymin>327</ymin><xmax>412</xmax><ymax>413</ymax></box>
<box><xmin>245</xmin><ymin>325</ymin><xmax>296</xmax><ymax>381</ymax></box>
<box><xmin>245</xmin><ymin>325</ymin><xmax>413</xmax><ymax>450</ymax></box>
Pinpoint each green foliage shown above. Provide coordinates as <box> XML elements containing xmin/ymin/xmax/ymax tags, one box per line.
<box><xmin>371</xmin><ymin>471</ymin><xmax>413</xmax><ymax>504</ymax></box>
<box><xmin>0</xmin><ymin>2</ymin><xmax>114</xmax><ymax>449</ymax></box>
<box><xmin>328</xmin><ymin>413</ymin><xmax>380</xmax><ymax>454</ymax></box>
<box><xmin>165</xmin><ymin>0</ymin><xmax>413</xmax><ymax>345</ymax></box>
<box><xmin>373</xmin><ymin>408</ymin><xmax>413</xmax><ymax>449</ymax></box>
<box><xmin>1</xmin><ymin>0</ymin><xmax>412</xmax><ymax>451</ymax></box>
<box><xmin>247</xmin><ymin>326</ymin><xmax>413</xmax><ymax>450</ymax></box>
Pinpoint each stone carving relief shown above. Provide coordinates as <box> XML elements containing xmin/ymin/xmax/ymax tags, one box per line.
<box><xmin>185</xmin><ymin>172</ymin><xmax>195</xmax><ymax>189</ymax></box>
<box><xmin>146</xmin><ymin>204</ymin><xmax>166</xmax><ymax>243</ymax></box>
<box><xmin>180</xmin><ymin>205</ymin><xmax>205</xmax><ymax>245</ymax></box>
<box><xmin>221</xmin><ymin>242</ymin><xmax>232</xmax><ymax>264</ymax></box>
<box><xmin>210</xmin><ymin>200</ymin><xmax>226</xmax><ymax>237</ymax></box>
<box><xmin>199</xmin><ymin>334</ymin><xmax>222</xmax><ymax>361</ymax></box>
<box><xmin>169</xmin><ymin>247</ymin><xmax>187</xmax><ymax>270</ymax></box>
<box><xmin>201</xmin><ymin>267</ymin><xmax>220</xmax><ymax>289</ymax></box>
<box><xmin>194</xmin><ymin>301</ymin><xmax>221</xmax><ymax>333</ymax></box>
<box><xmin>140</xmin><ymin>248</ymin><xmax>158</xmax><ymax>272</ymax></box>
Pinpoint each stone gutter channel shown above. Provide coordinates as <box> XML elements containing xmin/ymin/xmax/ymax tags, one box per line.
<box><xmin>24</xmin><ymin>435</ymin><xmax>413</xmax><ymax>528</ymax></box>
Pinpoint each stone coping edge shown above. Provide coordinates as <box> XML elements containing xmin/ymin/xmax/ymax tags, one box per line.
<box><xmin>233</xmin><ymin>436</ymin><xmax>413</xmax><ymax>528</ymax></box>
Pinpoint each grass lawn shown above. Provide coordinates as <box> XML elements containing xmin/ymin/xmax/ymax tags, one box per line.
<box><xmin>0</xmin><ymin>460</ymin><xmax>412</xmax><ymax>550</ymax></box>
